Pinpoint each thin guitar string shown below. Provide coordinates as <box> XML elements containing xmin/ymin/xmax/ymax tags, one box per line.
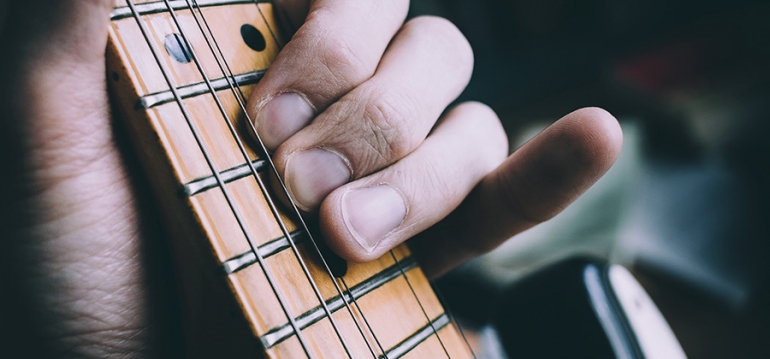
<box><xmin>197</xmin><ymin>2</ymin><xmax>474</xmax><ymax>358</ymax></box>
<box><xmin>158</xmin><ymin>1</ymin><xmax>355</xmax><ymax>357</ymax></box>
<box><xmin>249</xmin><ymin>0</ymin><xmax>388</xmax><ymax>359</ymax></box>
<box><xmin>340</xmin><ymin>276</ymin><xmax>389</xmax><ymax>358</ymax></box>
<box><xmin>123</xmin><ymin>1</ymin><xmax>315</xmax><ymax>357</ymax></box>
<box><xmin>251</xmin><ymin>2</ymin><xmax>452</xmax><ymax>357</ymax></box>
<box><xmin>182</xmin><ymin>1</ymin><xmax>380</xmax><ymax>357</ymax></box>
<box><xmin>253</xmin><ymin>1</ymin><xmax>282</xmax><ymax>50</ymax></box>
<box><xmin>430</xmin><ymin>279</ymin><xmax>478</xmax><ymax>359</ymax></box>
<box><xmin>390</xmin><ymin>251</ymin><xmax>451</xmax><ymax>358</ymax></box>
<box><xmin>245</xmin><ymin>3</ymin><xmax>408</xmax><ymax>357</ymax></box>
<box><xmin>187</xmin><ymin>0</ymin><xmax>380</xmax><ymax>355</ymax></box>
<box><xmin>253</xmin><ymin>2</ymin><xmax>458</xmax><ymax>358</ymax></box>
<box><xmin>150</xmin><ymin>2</ymin><xmax>465</xmax><ymax>359</ymax></box>
<box><xmin>261</xmin><ymin>2</ymin><xmax>476</xmax><ymax>357</ymax></box>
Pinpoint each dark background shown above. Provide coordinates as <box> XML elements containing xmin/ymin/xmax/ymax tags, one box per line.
<box><xmin>410</xmin><ymin>0</ymin><xmax>770</xmax><ymax>357</ymax></box>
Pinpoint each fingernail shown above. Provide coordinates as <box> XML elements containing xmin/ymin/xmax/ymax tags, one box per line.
<box><xmin>286</xmin><ymin>148</ymin><xmax>351</xmax><ymax>210</ymax></box>
<box><xmin>342</xmin><ymin>185</ymin><xmax>407</xmax><ymax>252</ymax></box>
<box><xmin>255</xmin><ymin>92</ymin><xmax>314</xmax><ymax>150</ymax></box>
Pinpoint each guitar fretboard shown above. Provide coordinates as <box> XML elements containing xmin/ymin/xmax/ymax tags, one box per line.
<box><xmin>107</xmin><ymin>1</ymin><xmax>473</xmax><ymax>358</ymax></box>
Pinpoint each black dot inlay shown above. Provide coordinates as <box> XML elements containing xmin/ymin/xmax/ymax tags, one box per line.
<box><xmin>164</xmin><ymin>33</ymin><xmax>193</xmax><ymax>63</ymax></box>
<box><xmin>241</xmin><ymin>24</ymin><xmax>266</xmax><ymax>52</ymax></box>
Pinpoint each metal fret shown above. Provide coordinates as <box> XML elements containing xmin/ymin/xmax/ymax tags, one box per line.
<box><xmin>380</xmin><ymin>314</ymin><xmax>451</xmax><ymax>359</ymax></box>
<box><xmin>261</xmin><ymin>257</ymin><xmax>420</xmax><ymax>349</ymax></box>
<box><xmin>223</xmin><ymin>230</ymin><xmax>306</xmax><ymax>274</ymax></box>
<box><xmin>183</xmin><ymin>158</ymin><xmax>267</xmax><ymax>196</ymax></box>
<box><xmin>138</xmin><ymin>70</ymin><xmax>266</xmax><ymax>109</ymax></box>
<box><xmin>112</xmin><ymin>0</ymin><xmax>266</xmax><ymax>20</ymax></box>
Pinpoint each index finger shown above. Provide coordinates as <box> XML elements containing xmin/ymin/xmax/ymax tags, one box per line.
<box><xmin>247</xmin><ymin>0</ymin><xmax>409</xmax><ymax>150</ymax></box>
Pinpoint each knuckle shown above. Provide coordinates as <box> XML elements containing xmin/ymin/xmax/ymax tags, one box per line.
<box><xmin>360</xmin><ymin>93</ymin><xmax>418</xmax><ymax>161</ymax></box>
<box><xmin>319</xmin><ymin>35</ymin><xmax>369</xmax><ymax>78</ymax></box>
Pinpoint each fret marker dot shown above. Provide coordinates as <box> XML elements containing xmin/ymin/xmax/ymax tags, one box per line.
<box><xmin>241</xmin><ymin>24</ymin><xmax>266</xmax><ymax>52</ymax></box>
<box><xmin>164</xmin><ymin>33</ymin><xmax>193</xmax><ymax>64</ymax></box>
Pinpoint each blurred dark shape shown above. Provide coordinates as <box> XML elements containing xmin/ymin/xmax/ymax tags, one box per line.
<box><xmin>413</xmin><ymin>0</ymin><xmax>770</xmax><ymax>357</ymax></box>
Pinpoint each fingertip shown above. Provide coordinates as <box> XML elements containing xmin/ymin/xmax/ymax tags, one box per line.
<box><xmin>556</xmin><ymin>107</ymin><xmax>624</xmax><ymax>173</ymax></box>
<box><xmin>318</xmin><ymin>189</ymin><xmax>380</xmax><ymax>263</ymax></box>
<box><xmin>575</xmin><ymin>106</ymin><xmax>623</xmax><ymax>155</ymax></box>
<box><xmin>444</xmin><ymin>101</ymin><xmax>509</xmax><ymax>170</ymax></box>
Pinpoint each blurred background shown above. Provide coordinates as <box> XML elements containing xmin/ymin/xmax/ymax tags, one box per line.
<box><xmin>407</xmin><ymin>0</ymin><xmax>770</xmax><ymax>357</ymax></box>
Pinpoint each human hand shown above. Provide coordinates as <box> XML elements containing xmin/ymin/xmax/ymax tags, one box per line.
<box><xmin>0</xmin><ymin>1</ymin><xmax>153</xmax><ymax>357</ymax></box>
<box><xmin>249</xmin><ymin>1</ymin><xmax>623</xmax><ymax>277</ymax></box>
<box><xmin>0</xmin><ymin>0</ymin><xmax>621</xmax><ymax>357</ymax></box>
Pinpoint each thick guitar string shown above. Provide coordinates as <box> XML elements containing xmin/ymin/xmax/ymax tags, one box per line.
<box><xmin>390</xmin><ymin>252</ymin><xmax>451</xmax><ymax>358</ymax></box>
<box><xmin>182</xmin><ymin>1</ymin><xmax>381</xmax><ymax>357</ymax></box>
<box><xmin>157</xmin><ymin>1</ymin><xmax>356</xmax><ymax>357</ymax></box>
<box><xmin>123</xmin><ymin>1</ymin><xmax>316</xmax><ymax>357</ymax></box>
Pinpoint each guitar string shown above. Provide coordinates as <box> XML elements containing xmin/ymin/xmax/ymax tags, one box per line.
<box><xmin>252</xmin><ymin>2</ymin><xmax>456</xmax><ymax>357</ymax></box>
<box><xmin>253</xmin><ymin>1</ymin><xmax>282</xmax><ymax>50</ymax></box>
<box><xmin>188</xmin><ymin>0</ymin><xmax>382</xmax><ymax>356</ymax></box>
<box><xmin>158</xmin><ymin>1</ymin><xmax>355</xmax><ymax>357</ymax></box>
<box><xmin>339</xmin><ymin>276</ymin><xmax>388</xmax><ymax>358</ymax></box>
<box><xmin>123</xmin><ymin>1</ymin><xmax>315</xmax><ymax>357</ymax></box>
<box><xmin>430</xmin><ymin>279</ymin><xmax>478</xmax><ymax>359</ymax></box>
<box><xmin>248</xmin><ymin>3</ymin><xmax>453</xmax><ymax>357</ymax></box>
<box><xmin>130</xmin><ymin>1</ymin><xmax>465</xmax><ymax>358</ymax></box>
<box><xmin>390</xmin><ymin>251</ymin><xmax>451</xmax><ymax>358</ymax></box>
<box><xmin>251</xmin><ymin>2</ymin><xmax>386</xmax><ymax>356</ymax></box>
<box><xmin>182</xmin><ymin>1</ymin><xmax>381</xmax><ymax>357</ymax></box>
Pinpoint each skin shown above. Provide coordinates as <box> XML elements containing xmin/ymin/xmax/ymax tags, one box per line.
<box><xmin>0</xmin><ymin>0</ymin><xmax>622</xmax><ymax>357</ymax></box>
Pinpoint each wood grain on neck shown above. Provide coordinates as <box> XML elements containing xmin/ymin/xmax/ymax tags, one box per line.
<box><xmin>107</xmin><ymin>1</ymin><xmax>473</xmax><ymax>357</ymax></box>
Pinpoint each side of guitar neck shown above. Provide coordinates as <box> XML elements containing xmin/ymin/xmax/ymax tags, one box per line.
<box><xmin>106</xmin><ymin>1</ymin><xmax>473</xmax><ymax>358</ymax></box>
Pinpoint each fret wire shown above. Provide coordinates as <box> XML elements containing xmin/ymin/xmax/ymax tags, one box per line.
<box><xmin>223</xmin><ymin>230</ymin><xmax>306</xmax><ymax>274</ymax></box>
<box><xmin>261</xmin><ymin>257</ymin><xmax>419</xmax><ymax>349</ymax></box>
<box><xmin>187</xmin><ymin>1</ymin><xmax>385</xmax><ymax>357</ymax></box>
<box><xmin>340</xmin><ymin>277</ymin><xmax>387</xmax><ymax>358</ymax></box>
<box><xmin>162</xmin><ymin>1</ymin><xmax>348</xmax><ymax>357</ymax></box>
<box><xmin>123</xmin><ymin>1</ymin><xmax>314</xmax><ymax>357</ymax></box>
<box><xmin>390</xmin><ymin>251</ymin><xmax>451</xmax><ymax>358</ymax></box>
<box><xmin>430</xmin><ymin>279</ymin><xmax>478</xmax><ymax>359</ymax></box>
<box><xmin>381</xmin><ymin>314</ymin><xmax>451</xmax><ymax>359</ymax></box>
<box><xmin>137</xmin><ymin>70</ymin><xmax>265</xmax><ymax>109</ymax></box>
<box><xmin>112</xmin><ymin>0</ymin><xmax>265</xmax><ymax>20</ymax></box>
<box><xmin>184</xmin><ymin>158</ymin><xmax>267</xmax><ymax>196</ymax></box>
<box><xmin>178</xmin><ymin>1</ymin><xmax>359</xmax><ymax>356</ymax></box>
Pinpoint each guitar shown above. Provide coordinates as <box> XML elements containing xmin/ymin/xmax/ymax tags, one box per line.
<box><xmin>106</xmin><ymin>1</ymin><xmax>474</xmax><ymax>357</ymax></box>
